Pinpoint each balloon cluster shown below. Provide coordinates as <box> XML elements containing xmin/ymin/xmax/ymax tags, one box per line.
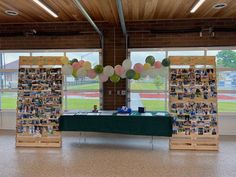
<box><xmin>60</xmin><ymin>56</ymin><xmax>170</xmax><ymax>83</ymax></box>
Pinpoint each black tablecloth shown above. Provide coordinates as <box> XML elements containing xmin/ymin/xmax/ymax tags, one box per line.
<box><xmin>59</xmin><ymin>111</ymin><xmax>172</xmax><ymax>137</ymax></box>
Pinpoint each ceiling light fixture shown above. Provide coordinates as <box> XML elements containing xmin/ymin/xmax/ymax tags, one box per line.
<box><xmin>190</xmin><ymin>0</ymin><xmax>206</xmax><ymax>13</ymax></box>
<box><xmin>213</xmin><ymin>3</ymin><xmax>227</xmax><ymax>9</ymax></box>
<box><xmin>32</xmin><ymin>0</ymin><xmax>58</xmax><ymax>18</ymax></box>
<box><xmin>5</xmin><ymin>10</ymin><xmax>18</xmax><ymax>16</ymax></box>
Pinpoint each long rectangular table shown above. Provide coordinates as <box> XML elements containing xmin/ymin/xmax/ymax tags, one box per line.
<box><xmin>59</xmin><ymin>111</ymin><xmax>173</xmax><ymax>137</ymax></box>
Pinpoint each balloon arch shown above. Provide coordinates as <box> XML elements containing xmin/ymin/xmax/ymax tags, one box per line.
<box><xmin>61</xmin><ymin>56</ymin><xmax>170</xmax><ymax>83</ymax></box>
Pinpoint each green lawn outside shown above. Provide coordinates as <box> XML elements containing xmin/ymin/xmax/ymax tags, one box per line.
<box><xmin>141</xmin><ymin>100</ymin><xmax>166</xmax><ymax>111</ymax></box>
<box><xmin>67</xmin><ymin>83</ymin><xmax>99</xmax><ymax>90</ymax></box>
<box><xmin>131</xmin><ymin>82</ymin><xmax>165</xmax><ymax>90</ymax></box>
<box><xmin>218</xmin><ymin>102</ymin><xmax>236</xmax><ymax>112</ymax></box>
<box><xmin>67</xmin><ymin>98</ymin><xmax>99</xmax><ymax>110</ymax></box>
<box><xmin>2</xmin><ymin>97</ymin><xmax>17</xmax><ymax>109</ymax></box>
<box><xmin>67</xmin><ymin>82</ymin><xmax>165</xmax><ymax>91</ymax></box>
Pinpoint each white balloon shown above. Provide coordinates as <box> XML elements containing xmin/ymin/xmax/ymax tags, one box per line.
<box><xmin>141</xmin><ymin>70</ymin><xmax>149</xmax><ymax>78</ymax></box>
<box><xmin>120</xmin><ymin>71</ymin><xmax>126</xmax><ymax>79</ymax></box>
<box><xmin>148</xmin><ymin>68</ymin><xmax>158</xmax><ymax>78</ymax></box>
<box><xmin>77</xmin><ymin>67</ymin><xmax>87</xmax><ymax>78</ymax></box>
<box><xmin>148</xmin><ymin>69</ymin><xmax>155</xmax><ymax>78</ymax></box>
<box><xmin>62</xmin><ymin>64</ymin><xmax>73</xmax><ymax>75</ymax></box>
<box><xmin>103</xmin><ymin>65</ymin><xmax>114</xmax><ymax>77</ymax></box>
<box><xmin>122</xmin><ymin>59</ymin><xmax>132</xmax><ymax>70</ymax></box>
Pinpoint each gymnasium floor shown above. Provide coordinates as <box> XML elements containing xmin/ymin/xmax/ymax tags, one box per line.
<box><xmin>0</xmin><ymin>130</ymin><xmax>236</xmax><ymax>177</ymax></box>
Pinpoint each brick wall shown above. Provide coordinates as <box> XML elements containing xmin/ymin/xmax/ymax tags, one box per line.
<box><xmin>0</xmin><ymin>22</ymin><xmax>100</xmax><ymax>49</ymax></box>
<box><xmin>0</xmin><ymin>18</ymin><xmax>236</xmax><ymax>109</ymax></box>
<box><xmin>102</xmin><ymin>27</ymin><xmax>127</xmax><ymax>110</ymax></box>
<box><xmin>2</xmin><ymin>18</ymin><xmax>235</xmax><ymax>50</ymax></box>
<box><xmin>126</xmin><ymin>18</ymin><xmax>236</xmax><ymax>48</ymax></box>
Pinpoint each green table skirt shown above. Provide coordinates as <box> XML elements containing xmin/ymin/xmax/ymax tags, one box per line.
<box><xmin>59</xmin><ymin>112</ymin><xmax>173</xmax><ymax>137</ymax></box>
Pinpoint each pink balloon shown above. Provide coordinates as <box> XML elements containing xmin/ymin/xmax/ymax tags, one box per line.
<box><xmin>114</xmin><ymin>65</ymin><xmax>125</xmax><ymax>76</ymax></box>
<box><xmin>154</xmin><ymin>61</ymin><xmax>162</xmax><ymax>69</ymax></box>
<box><xmin>87</xmin><ymin>69</ymin><xmax>97</xmax><ymax>79</ymax></box>
<box><xmin>134</xmin><ymin>63</ymin><xmax>143</xmax><ymax>73</ymax></box>
<box><xmin>99</xmin><ymin>73</ymin><xmax>108</xmax><ymax>82</ymax></box>
<box><xmin>72</xmin><ymin>62</ymin><xmax>81</xmax><ymax>70</ymax></box>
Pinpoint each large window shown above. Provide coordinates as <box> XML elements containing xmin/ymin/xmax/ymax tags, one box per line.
<box><xmin>130</xmin><ymin>51</ymin><xmax>168</xmax><ymax>111</ymax></box>
<box><xmin>207</xmin><ymin>50</ymin><xmax>236</xmax><ymax>68</ymax></box>
<box><xmin>207</xmin><ymin>50</ymin><xmax>236</xmax><ymax>113</ymax></box>
<box><xmin>65</xmin><ymin>52</ymin><xmax>100</xmax><ymax>111</ymax></box>
<box><xmin>129</xmin><ymin>49</ymin><xmax>236</xmax><ymax>114</ymax></box>
<box><xmin>0</xmin><ymin>52</ymin><xmax>30</xmax><ymax>110</ymax></box>
<box><xmin>1</xmin><ymin>49</ymin><xmax>236</xmax><ymax>114</ymax></box>
<box><xmin>0</xmin><ymin>50</ymin><xmax>100</xmax><ymax>111</ymax></box>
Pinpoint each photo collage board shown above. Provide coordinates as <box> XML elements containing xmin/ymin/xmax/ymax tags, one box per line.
<box><xmin>169</xmin><ymin>56</ymin><xmax>218</xmax><ymax>137</ymax></box>
<box><xmin>16</xmin><ymin>56</ymin><xmax>63</xmax><ymax>147</ymax></box>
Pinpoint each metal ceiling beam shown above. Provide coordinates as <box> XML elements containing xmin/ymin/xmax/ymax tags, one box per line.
<box><xmin>116</xmin><ymin>0</ymin><xmax>127</xmax><ymax>36</ymax></box>
<box><xmin>72</xmin><ymin>0</ymin><xmax>103</xmax><ymax>46</ymax></box>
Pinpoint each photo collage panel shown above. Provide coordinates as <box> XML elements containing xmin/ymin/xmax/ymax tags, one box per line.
<box><xmin>17</xmin><ymin>68</ymin><xmax>63</xmax><ymax>136</ymax></box>
<box><xmin>170</xmin><ymin>67</ymin><xmax>218</xmax><ymax>136</ymax></box>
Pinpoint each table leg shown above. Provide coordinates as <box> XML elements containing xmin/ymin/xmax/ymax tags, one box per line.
<box><xmin>79</xmin><ymin>132</ymin><xmax>82</xmax><ymax>145</ymax></box>
<box><xmin>84</xmin><ymin>132</ymin><xmax>86</xmax><ymax>143</ymax></box>
<box><xmin>151</xmin><ymin>136</ymin><xmax>154</xmax><ymax>150</ymax></box>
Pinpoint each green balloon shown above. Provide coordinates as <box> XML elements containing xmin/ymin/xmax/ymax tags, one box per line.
<box><xmin>70</xmin><ymin>58</ymin><xmax>78</xmax><ymax>65</ymax></box>
<box><xmin>133</xmin><ymin>72</ymin><xmax>140</xmax><ymax>80</ymax></box>
<box><xmin>126</xmin><ymin>69</ymin><xmax>135</xmax><ymax>79</ymax></box>
<box><xmin>94</xmin><ymin>65</ymin><xmax>103</xmax><ymax>74</ymax></box>
<box><xmin>110</xmin><ymin>74</ymin><xmax>120</xmax><ymax>83</ymax></box>
<box><xmin>162</xmin><ymin>58</ymin><xmax>170</xmax><ymax>67</ymax></box>
<box><xmin>145</xmin><ymin>55</ymin><xmax>155</xmax><ymax>66</ymax></box>
<box><xmin>72</xmin><ymin>69</ymin><xmax>77</xmax><ymax>78</ymax></box>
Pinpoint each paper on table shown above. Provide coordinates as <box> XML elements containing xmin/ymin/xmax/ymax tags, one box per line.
<box><xmin>63</xmin><ymin>113</ymin><xmax>75</xmax><ymax>115</ymax></box>
<box><xmin>141</xmin><ymin>113</ymin><xmax>152</xmax><ymax>116</ymax></box>
<box><xmin>155</xmin><ymin>112</ymin><xmax>166</xmax><ymax>116</ymax></box>
<box><xmin>100</xmin><ymin>112</ymin><xmax>114</xmax><ymax>115</ymax></box>
<box><xmin>87</xmin><ymin>112</ymin><xmax>101</xmax><ymax>116</ymax></box>
<box><xmin>116</xmin><ymin>113</ymin><xmax>130</xmax><ymax>116</ymax></box>
<box><xmin>76</xmin><ymin>112</ymin><xmax>88</xmax><ymax>115</ymax></box>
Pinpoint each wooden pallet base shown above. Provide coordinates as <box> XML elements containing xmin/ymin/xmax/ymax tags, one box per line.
<box><xmin>16</xmin><ymin>136</ymin><xmax>61</xmax><ymax>148</ymax></box>
<box><xmin>169</xmin><ymin>136</ymin><xmax>219</xmax><ymax>151</ymax></box>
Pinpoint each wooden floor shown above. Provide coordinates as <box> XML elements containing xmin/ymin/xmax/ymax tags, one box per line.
<box><xmin>0</xmin><ymin>130</ymin><xmax>236</xmax><ymax>177</ymax></box>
